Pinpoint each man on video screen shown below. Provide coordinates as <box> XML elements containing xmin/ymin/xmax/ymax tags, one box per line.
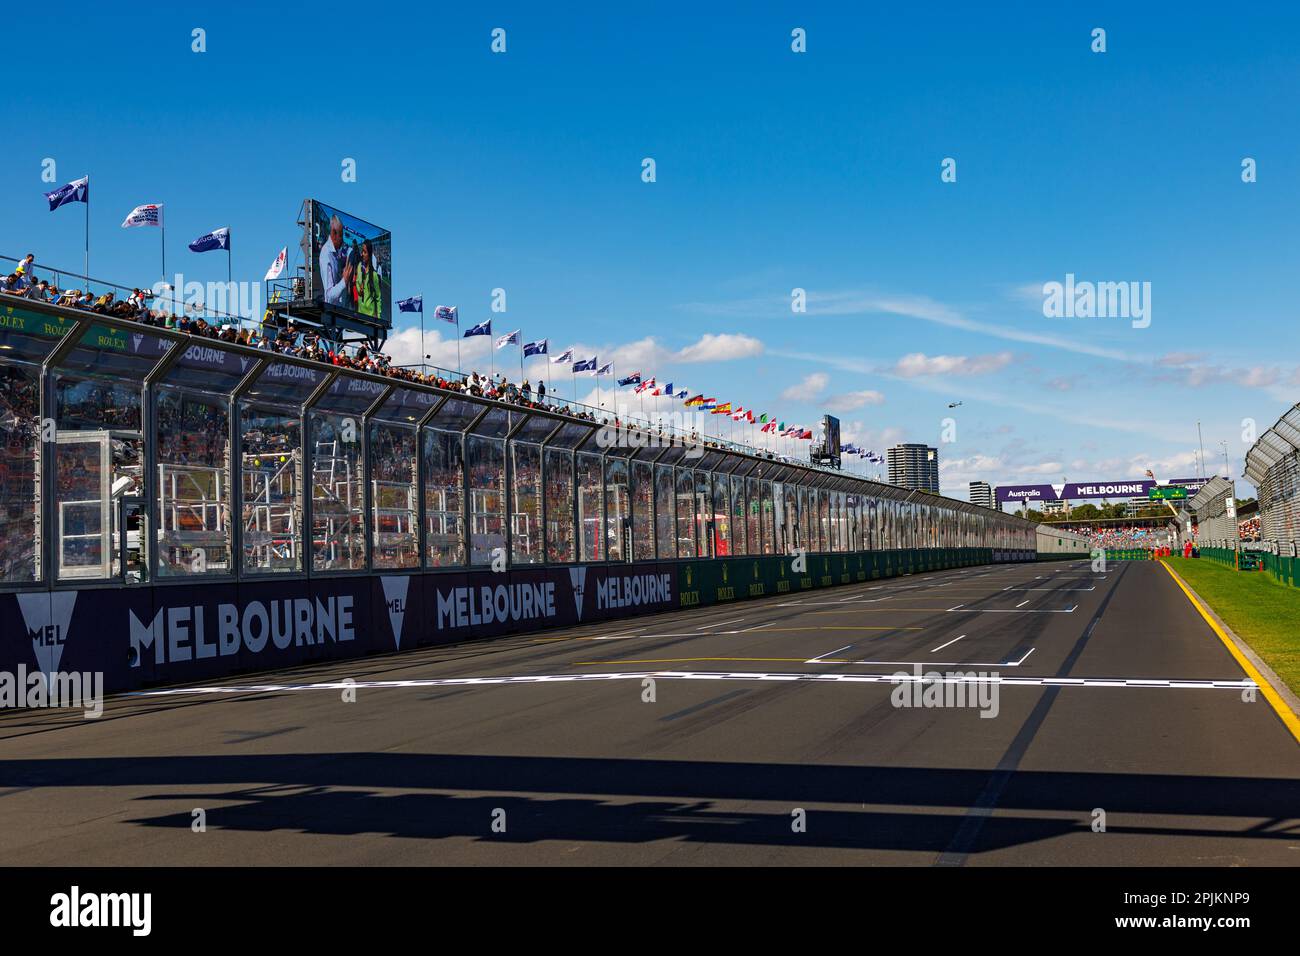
<box><xmin>319</xmin><ymin>214</ymin><xmax>353</xmax><ymax>306</ymax></box>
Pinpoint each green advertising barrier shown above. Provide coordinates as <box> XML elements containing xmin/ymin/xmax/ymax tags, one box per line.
<box><xmin>676</xmin><ymin>548</ymin><xmax>1013</xmax><ymax>608</ymax></box>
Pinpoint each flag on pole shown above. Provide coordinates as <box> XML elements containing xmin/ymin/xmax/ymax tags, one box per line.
<box><xmin>45</xmin><ymin>176</ymin><xmax>89</xmax><ymax>211</ymax></box>
<box><xmin>464</xmin><ymin>319</ymin><xmax>492</xmax><ymax>338</ymax></box>
<box><xmin>121</xmin><ymin>204</ymin><xmax>163</xmax><ymax>228</ymax></box>
<box><xmin>596</xmin><ymin>363</ymin><xmax>613</xmax><ymax>376</ymax></box>
<box><xmin>711</xmin><ymin>402</ymin><xmax>732</xmax><ymax>415</ymax></box>
<box><xmin>264</xmin><ymin>247</ymin><xmax>287</xmax><ymax>281</ymax></box>
<box><xmin>663</xmin><ymin>382</ymin><xmax>673</xmax><ymax>395</ymax></box>
<box><xmin>524</xmin><ymin>338</ymin><xmax>549</xmax><ymax>357</ymax></box>
<box><xmin>676</xmin><ymin>389</ymin><xmax>688</xmax><ymax>399</ymax></box>
<box><xmin>552</xmin><ymin>347</ymin><xmax>574</xmax><ymax>364</ymax></box>
<box><xmin>701</xmin><ymin>398</ymin><xmax>717</xmax><ymax>410</ymax></box>
<box><xmin>397</xmin><ymin>296</ymin><xmax>424</xmax><ymax>313</ymax></box>
<box><xmin>684</xmin><ymin>395</ymin><xmax>705</xmax><ymax>407</ymax></box>
<box><xmin>760</xmin><ymin>420</ymin><xmax>777</xmax><ymax>433</ymax></box>
<box><xmin>573</xmin><ymin>356</ymin><xmax>598</xmax><ymax>373</ymax></box>
<box><xmin>634</xmin><ymin>377</ymin><xmax>656</xmax><ymax>394</ymax></box>
<box><xmin>618</xmin><ymin>371</ymin><xmax>642</xmax><ymax>387</ymax></box>
<box><xmin>188</xmin><ymin>227</ymin><xmax>230</xmax><ymax>252</ymax></box>
<box><xmin>434</xmin><ymin>304</ymin><xmax>458</xmax><ymax>324</ymax></box>
<box><xmin>495</xmin><ymin>329</ymin><xmax>521</xmax><ymax>350</ymax></box>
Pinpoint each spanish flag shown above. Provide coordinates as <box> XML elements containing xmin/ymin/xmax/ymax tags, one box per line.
<box><xmin>711</xmin><ymin>402</ymin><xmax>732</xmax><ymax>415</ymax></box>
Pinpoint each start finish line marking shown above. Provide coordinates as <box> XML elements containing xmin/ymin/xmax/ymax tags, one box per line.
<box><xmin>127</xmin><ymin>671</ymin><xmax>1257</xmax><ymax>697</ymax></box>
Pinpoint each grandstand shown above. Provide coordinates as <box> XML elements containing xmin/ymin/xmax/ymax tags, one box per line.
<box><xmin>0</xmin><ymin>289</ymin><xmax>1087</xmax><ymax>694</ymax></box>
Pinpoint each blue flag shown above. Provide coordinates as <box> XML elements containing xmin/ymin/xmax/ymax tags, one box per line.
<box><xmin>397</xmin><ymin>296</ymin><xmax>423</xmax><ymax>313</ymax></box>
<box><xmin>463</xmin><ymin>319</ymin><xmax>491</xmax><ymax>338</ymax></box>
<box><xmin>663</xmin><ymin>382</ymin><xmax>673</xmax><ymax>395</ymax></box>
<box><xmin>45</xmin><ymin>176</ymin><xmax>89</xmax><ymax>211</ymax></box>
<box><xmin>523</xmin><ymin>338</ymin><xmax>548</xmax><ymax>357</ymax></box>
<box><xmin>572</xmin><ymin>356</ymin><xmax>597</xmax><ymax>373</ymax></box>
<box><xmin>188</xmin><ymin>227</ymin><xmax>230</xmax><ymax>253</ymax></box>
<box><xmin>617</xmin><ymin>371</ymin><xmax>641</xmax><ymax>387</ymax></box>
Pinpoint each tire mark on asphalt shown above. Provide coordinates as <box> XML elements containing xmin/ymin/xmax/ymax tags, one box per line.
<box><xmin>934</xmin><ymin>562</ymin><xmax>1129</xmax><ymax>867</ymax></box>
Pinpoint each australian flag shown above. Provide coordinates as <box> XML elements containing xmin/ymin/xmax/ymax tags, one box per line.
<box><xmin>523</xmin><ymin>338</ymin><xmax>548</xmax><ymax>357</ymax></box>
<box><xmin>45</xmin><ymin>176</ymin><xmax>88</xmax><ymax>211</ymax></box>
<box><xmin>463</xmin><ymin>319</ymin><xmax>491</xmax><ymax>338</ymax></box>
<box><xmin>397</xmin><ymin>296</ymin><xmax>423</xmax><ymax>313</ymax></box>
<box><xmin>617</xmin><ymin>371</ymin><xmax>641</xmax><ymax>387</ymax></box>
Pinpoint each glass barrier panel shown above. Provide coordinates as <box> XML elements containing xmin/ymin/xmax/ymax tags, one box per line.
<box><xmin>370</xmin><ymin>420</ymin><xmax>419</xmax><ymax>569</ymax></box>
<box><xmin>156</xmin><ymin>387</ymin><xmax>232</xmax><ymax>574</ymax></box>
<box><xmin>654</xmin><ymin>462</ymin><xmax>675</xmax><ymax>559</ymax></box>
<box><xmin>576</xmin><ymin>451</ymin><xmax>602</xmax><ymax>561</ymax></box>
<box><xmin>467</xmin><ymin>434</ymin><xmax>506</xmax><ymax>565</ymax></box>
<box><xmin>761</xmin><ymin>480</ymin><xmax>776</xmax><ymax>555</ymax></box>
<box><xmin>605</xmin><ymin>455</ymin><xmax>628</xmax><ymax>561</ymax></box>
<box><xmin>544</xmin><ymin>447</ymin><xmax>575</xmax><ymax>563</ymax></box>
<box><xmin>675</xmin><ymin>466</ymin><xmax>696</xmax><ymax>558</ymax></box>
<box><xmin>510</xmin><ymin>440</ymin><xmax>543</xmax><ymax>564</ymax></box>
<box><xmin>694</xmin><ymin>470</ymin><xmax>712</xmax><ymax>559</ymax></box>
<box><xmin>631</xmin><ymin>459</ymin><xmax>654</xmax><ymax>561</ymax></box>
<box><xmin>239</xmin><ymin>402</ymin><xmax>301</xmax><ymax>573</ymax></box>
<box><xmin>309</xmin><ymin>409</ymin><xmax>366</xmax><ymax>571</ymax></box>
<box><xmin>422</xmin><ymin>427</ymin><xmax>465</xmax><ymax>567</ymax></box>
<box><xmin>712</xmin><ymin>473</ymin><xmax>731</xmax><ymax>556</ymax></box>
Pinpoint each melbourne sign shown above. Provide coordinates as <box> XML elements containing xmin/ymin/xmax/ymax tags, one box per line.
<box><xmin>995</xmin><ymin>477</ymin><xmax>1208</xmax><ymax>504</ymax></box>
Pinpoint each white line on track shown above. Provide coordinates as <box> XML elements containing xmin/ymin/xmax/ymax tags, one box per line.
<box><xmin>1004</xmin><ymin>648</ymin><xmax>1036</xmax><ymax>666</ymax></box>
<box><xmin>806</xmin><ymin>644</ymin><xmax>855</xmax><ymax>664</ymax></box>
<box><xmin>947</xmin><ymin>604</ymin><xmax>966</xmax><ymax>611</ymax></box>
<box><xmin>129</xmin><ymin>672</ymin><xmax>1258</xmax><ymax>695</ymax></box>
<box><xmin>1015</xmin><ymin>600</ymin><xmax>1030</xmax><ymax>608</ymax></box>
<box><xmin>696</xmin><ymin>618</ymin><xmax>745</xmax><ymax>630</ymax></box>
<box><xmin>930</xmin><ymin>634</ymin><xmax>966</xmax><ymax>653</ymax></box>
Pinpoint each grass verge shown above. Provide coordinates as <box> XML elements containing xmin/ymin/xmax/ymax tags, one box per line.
<box><xmin>1162</xmin><ymin>556</ymin><xmax>1300</xmax><ymax>699</ymax></box>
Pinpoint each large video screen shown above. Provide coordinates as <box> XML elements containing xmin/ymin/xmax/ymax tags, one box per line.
<box><xmin>306</xmin><ymin>200</ymin><xmax>392</xmax><ymax>328</ymax></box>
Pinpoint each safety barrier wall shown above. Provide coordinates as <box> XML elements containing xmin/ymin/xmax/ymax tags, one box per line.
<box><xmin>7</xmin><ymin>548</ymin><xmax>1036</xmax><ymax>694</ymax></box>
<box><xmin>1192</xmin><ymin>545</ymin><xmax>1300</xmax><ymax>589</ymax></box>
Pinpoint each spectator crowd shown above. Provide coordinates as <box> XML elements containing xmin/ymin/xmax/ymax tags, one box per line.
<box><xmin>3</xmin><ymin>254</ymin><xmax>783</xmax><ymax>460</ymax></box>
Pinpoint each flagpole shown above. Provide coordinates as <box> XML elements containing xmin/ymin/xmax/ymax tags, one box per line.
<box><xmin>455</xmin><ymin>313</ymin><xmax>462</xmax><ymax>378</ymax></box>
<box><xmin>84</xmin><ymin>191</ymin><xmax>89</xmax><ymax>281</ymax></box>
<box><xmin>419</xmin><ymin>303</ymin><xmax>426</xmax><ymax>375</ymax></box>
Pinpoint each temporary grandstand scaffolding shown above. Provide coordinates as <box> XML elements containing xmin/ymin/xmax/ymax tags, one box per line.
<box><xmin>1178</xmin><ymin>476</ymin><xmax>1237</xmax><ymax>551</ymax></box>
<box><xmin>1245</xmin><ymin>403</ymin><xmax>1300</xmax><ymax>551</ymax></box>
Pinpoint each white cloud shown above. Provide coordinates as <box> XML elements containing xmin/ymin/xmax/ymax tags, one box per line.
<box><xmin>675</xmin><ymin>332</ymin><xmax>764</xmax><ymax>363</ymax></box>
<box><xmin>779</xmin><ymin>372</ymin><xmax>829</xmax><ymax>402</ymax></box>
<box><xmin>682</xmin><ymin>287</ymin><xmax>1136</xmax><ymax>361</ymax></box>
<box><xmin>891</xmin><ymin>351</ymin><xmax>1014</xmax><ymax>378</ymax></box>
<box><xmin>825</xmin><ymin>390</ymin><xmax>886</xmax><ymax>413</ymax></box>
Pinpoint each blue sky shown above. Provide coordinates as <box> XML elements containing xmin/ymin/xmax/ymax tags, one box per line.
<box><xmin>5</xmin><ymin>1</ymin><xmax>1298</xmax><ymax>500</ymax></box>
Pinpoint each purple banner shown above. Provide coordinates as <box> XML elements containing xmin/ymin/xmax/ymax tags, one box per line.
<box><xmin>995</xmin><ymin>477</ymin><xmax>1209</xmax><ymax>504</ymax></box>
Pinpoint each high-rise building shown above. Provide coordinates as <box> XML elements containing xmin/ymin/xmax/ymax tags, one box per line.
<box><xmin>887</xmin><ymin>443</ymin><xmax>940</xmax><ymax>492</ymax></box>
<box><xmin>969</xmin><ymin>481</ymin><xmax>994</xmax><ymax>510</ymax></box>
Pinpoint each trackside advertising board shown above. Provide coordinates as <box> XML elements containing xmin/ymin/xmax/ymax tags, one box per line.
<box><xmin>1</xmin><ymin>550</ymin><xmax>1034</xmax><ymax>695</ymax></box>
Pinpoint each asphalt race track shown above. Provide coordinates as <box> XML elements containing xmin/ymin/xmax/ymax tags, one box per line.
<box><xmin>1</xmin><ymin>559</ymin><xmax>1297</xmax><ymax>866</ymax></box>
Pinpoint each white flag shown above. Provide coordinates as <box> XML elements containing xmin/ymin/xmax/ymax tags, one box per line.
<box><xmin>264</xmin><ymin>247</ymin><xmax>287</xmax><ymax>281</ymax></box>
<box><xmin>121</xmin><ymin>203</ymin><xmax>163</xmax><ymax>228</ymax></box>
